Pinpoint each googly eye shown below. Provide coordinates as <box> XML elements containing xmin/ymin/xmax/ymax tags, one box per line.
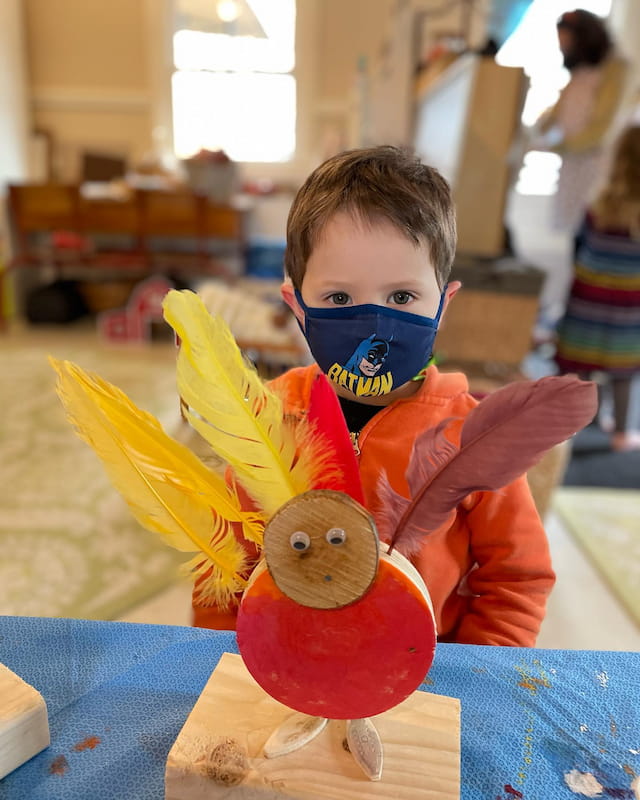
<box><xmin>289</xmin><ymin>531</ymin><xmax>311</xmax><ymax>551</ymax></box>
<box><xmin>325</xmin><ymin>527</ymin><xmax>346</xmax><ymax>546</ymax></box>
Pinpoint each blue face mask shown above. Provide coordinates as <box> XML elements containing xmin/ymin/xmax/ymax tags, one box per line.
<box><xmin>294</xmin><ymin>289</ymin><xmax>446</xmax><ymax>398</ymax></box>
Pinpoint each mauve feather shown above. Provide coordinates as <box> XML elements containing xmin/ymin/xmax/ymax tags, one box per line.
<box><xmin>405</xmin><ymin>418</ymin><xmax>461</xmax><ymax>497</ymax></box>
<box><xmin>374</xmin><ymin>472</ymin><xmax>409</xmax><ymax>544</ymax></box>
<box><xmin>388</xmin><ymin>375</ymin><xmax>597</xmax><ymax>556</ymax></box>
<box><xmin>375</xmin><ymin>419</ymin><xmax>457</xmax><ymax>544</ymax></box>
<box><xmin>460</xmin><ymin>375</ymin><xmax>597</xmax><ymax>451</ymax></box>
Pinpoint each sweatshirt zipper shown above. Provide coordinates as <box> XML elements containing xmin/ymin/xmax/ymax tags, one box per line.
<box><xmin>352</xmin><ymin>394</ymin><xmax>414</xmax><ymax>458</ymax></box>
<box><xmin>348</xmin><ymin>375</ymin><xmax>431</xmax><ymax>459</ymax></box>
<box><xmin>351</xmin><ymin>407</ymin><xmax>388</xmax><ymax>458</ymax></box>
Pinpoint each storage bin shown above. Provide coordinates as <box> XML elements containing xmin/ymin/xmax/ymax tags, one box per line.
<box><xmin>245</xmin><ymin>238</ymin><xmax>287</xmax><ymax>279</ymax></box>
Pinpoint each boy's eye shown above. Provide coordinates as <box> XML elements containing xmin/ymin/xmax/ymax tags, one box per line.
<box><xmin>328</xmin><ymin>292</ymin><xmax>351</xmax><ymax>305</ymax></box>
<box><xmin>389</xmin><ymin>291</ymin><xmax>413</xmax><ymax>305</ymax></box>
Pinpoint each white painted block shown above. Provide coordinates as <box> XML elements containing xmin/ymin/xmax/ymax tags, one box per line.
<box><xmin>0</xmin><ymin>663</ymin><xmax>50</xmax><ymax>779</ymax></box>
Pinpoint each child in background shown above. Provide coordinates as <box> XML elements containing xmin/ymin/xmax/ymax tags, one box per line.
<box><xmin>193</xmin><ymin>145</ymin><xmax>556</xmax><ymax>646</ymax></box>
<box><xmin>555</xmin><ymin>126</ymin><xmax>640</xmax><ymax>452</ymax></box>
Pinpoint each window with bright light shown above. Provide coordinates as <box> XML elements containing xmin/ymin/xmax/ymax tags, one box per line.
<box><xmin>172</xmin><ymin>0</ymin><xmax>296</xmax><ymax>163</ymax></box>
<box><xmin>497</xmin><ymin>0</ymin><xmax>612</xmax><ymax>195</ymax></box>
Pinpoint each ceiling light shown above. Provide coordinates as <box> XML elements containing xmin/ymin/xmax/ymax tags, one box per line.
<box><xmin>216</xmin><ymin>0</ymin><xmax>239</xmax><ymax>23</ymax></box>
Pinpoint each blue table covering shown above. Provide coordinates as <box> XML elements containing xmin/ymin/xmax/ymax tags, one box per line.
<box><xmin>0</xmin><ymin>617</ymin><xmax>638</xmax><ymax>799</ymax></box>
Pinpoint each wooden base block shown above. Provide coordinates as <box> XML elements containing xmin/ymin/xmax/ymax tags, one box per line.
<box><xmin>0</xmin><ymin>663</ymin><xmax>50</xmax><ymax>780</ymax></box>
<box><xmin>165</xmin><ymin>653</ymin><xmax>460</xmax><ymax>799</ymax></box>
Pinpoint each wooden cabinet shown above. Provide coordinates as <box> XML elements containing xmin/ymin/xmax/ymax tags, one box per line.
<box><xmin>5</xmin><ymin>184</ymin><xmax>248</xmax><ymax>275</ymax></box>
<box><xmin>1</xmin><ymin>184</ymin><xmax>250</xmax><ymax>326</ymax></box>
<box><xmin>414</xmin><ymin>53</ymin><xmax>526</xmax><ymax>257</ymax></box>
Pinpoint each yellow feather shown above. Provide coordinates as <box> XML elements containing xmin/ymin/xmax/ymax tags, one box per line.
<box><xmin>50</xmin><ymin>357</ymin><xmax>265</xmax><ymax>609</ymax></box>
<box><xmin>163</xmin><ymin>289</ymin><xmax>323</xmax><ymax>517</ymax></box>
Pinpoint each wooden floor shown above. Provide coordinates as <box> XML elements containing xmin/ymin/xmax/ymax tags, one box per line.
<box><xmin>537</xmin><ymin>510</ymin><xmax>640</xmax><ymax>650</ymax></box>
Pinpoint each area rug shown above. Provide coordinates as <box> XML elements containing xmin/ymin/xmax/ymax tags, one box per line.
<box><xmin>563</xmin><ymin>424</ymin><xmax>640</xmax><ymax>489</ymax></box>
<box><xmin>553</xmin><ymin>487</ymin><xmax>640</xmax><ymax>628</ymax></box>
<box><xmin>0</xmin><ymin>336</ymin><xmax>185</xmax><ymax>620</ymax></box>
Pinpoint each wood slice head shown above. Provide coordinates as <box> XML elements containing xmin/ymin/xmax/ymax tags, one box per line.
<box><xmin>263</xmin><ymin>490</ymin><xmax>379</xmax><ymax>609</ymax></box>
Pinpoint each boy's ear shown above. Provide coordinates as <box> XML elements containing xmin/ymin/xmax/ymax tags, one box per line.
<box><xmin>280</xmin><ymin>281</ymin><xmax>305</xmax><ymax>326</ymax></box>
<box><xmin>442</xmin><ymin>280</ymin><xmax>461</xmax><ymax>317</ymax></box>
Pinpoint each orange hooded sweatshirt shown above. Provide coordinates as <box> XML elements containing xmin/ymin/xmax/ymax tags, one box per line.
<box><xmin>192</xmin><ymin>364</ymin><xmax>555</xmax><ymax>646</ymax></box>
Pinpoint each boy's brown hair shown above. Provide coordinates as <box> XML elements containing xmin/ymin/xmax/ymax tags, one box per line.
<box><xmin>284</xmin><ymin>146</ymin><xmax>457</xmax><ymax>291</ymax></box>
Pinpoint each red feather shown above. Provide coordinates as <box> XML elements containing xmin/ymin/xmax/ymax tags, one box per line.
<box><xmin>306</xmin><ymin>373</ymin><xmax>365</xmax><ymax>505</ymax></box>
<box><xmin>385</xmin><ymin>375</ymin><xmax>597</xmax><ymax>556</ymax></box>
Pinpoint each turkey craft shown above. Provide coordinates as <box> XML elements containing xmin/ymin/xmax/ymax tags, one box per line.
<box><xmin>52</xmin><ymin>289</ymin><xmax>597</xmax><ymax>782</ymax></box>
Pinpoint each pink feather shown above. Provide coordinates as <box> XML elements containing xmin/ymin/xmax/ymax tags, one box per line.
<box><xmin>385</xmin><ymin>375</ymin><xmax>597</xmax><ymax>557</ymax></box>
<box><xmin>375</xmin><ymin>418</ymin><xmax>458</xmax><ymax>546</ymax></box>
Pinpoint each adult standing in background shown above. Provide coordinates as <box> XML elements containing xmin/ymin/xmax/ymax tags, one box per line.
<box><xmin>531</xmin><ymin>9</ymin><xmax>628</xmax><ymax>335</ymax></box>
<box><xmin>536</xmin><ymin>9</ymin><xmax>628</xmax><ymax>233</ymax></box>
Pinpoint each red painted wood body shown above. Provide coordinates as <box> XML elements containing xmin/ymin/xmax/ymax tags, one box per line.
<box><xmin>236</xmin><ymin>556</ymin><xmax>436</xmax><ymax>719</ymax></box>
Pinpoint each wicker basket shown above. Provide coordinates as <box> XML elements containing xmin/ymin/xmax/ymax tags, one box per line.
<box><xmin>437</xmin><ymin>290</ymin><xmax>539</xmax><ymax>366</ymax></box>
<box><xmin>78</xmin><ymin>279</ymin><xmax>139</xmax><ymax>313</ymax></box>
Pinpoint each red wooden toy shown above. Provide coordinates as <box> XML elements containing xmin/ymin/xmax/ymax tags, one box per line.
<box><xmin>237</xmin><ymin>490</ymin><xmax>437</xmax><ymax>720</ymax></box>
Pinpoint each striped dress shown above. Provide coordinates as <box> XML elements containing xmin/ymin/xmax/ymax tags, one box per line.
<box><xmin>555</xmin><ymin>212</ymin><xmax>640</xmax><ymax>375</ymax></box>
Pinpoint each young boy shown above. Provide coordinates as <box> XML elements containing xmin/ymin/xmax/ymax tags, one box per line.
<box><xmin>193</xmin><ymin>145</ymin><xmax>555</xmax><ymax>646</ymax></box>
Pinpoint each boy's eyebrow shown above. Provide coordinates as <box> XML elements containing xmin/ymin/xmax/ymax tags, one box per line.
<box><xmin>314</xmin><ymin>277</ymin><xmax>428</xmax><ymax>291</ymax></box>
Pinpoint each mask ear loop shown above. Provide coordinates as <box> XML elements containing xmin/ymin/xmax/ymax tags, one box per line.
<box><xmin>294</xmin><ymin>288</ymin><xmax>308</xmax><ymax>311</ymax></box>
<box><xmin>411</xmin><ymin>284</ymin><xmax>448</xmax><ymax>381</ymax></box>
<box><xmin>294</xmin><ymin>288</ymin><xmax>317</xmax><ymax>336</ymax></box>
<box><xmin>292</xmin><ymin>289</ymin><xmax>310</xmax><ymax>336</ymax></box>
<box><xmin>433</xmin><ymin>283</ymin><xmax>448</xmax><ymax>324</ymax></box>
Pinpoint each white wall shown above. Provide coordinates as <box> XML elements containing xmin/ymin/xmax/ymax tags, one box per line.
<box><xmin>609</xmin><ymin>0</ymin><xmax>640</xmax><ymax>117</ymax></box>
<box><xmin>9</xmin><ymin>0</ymin><xmax>405</xmax><ymax>186</ymax></box>
<box><xmin>0</xmin><ymin>0</ymin><xmax>31</xmax><ymax>187</ymax></box>
<box><xmin>25</xmin><ymin>0</ymin><xmax>153</xmax><ymax>181</ymax></box>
